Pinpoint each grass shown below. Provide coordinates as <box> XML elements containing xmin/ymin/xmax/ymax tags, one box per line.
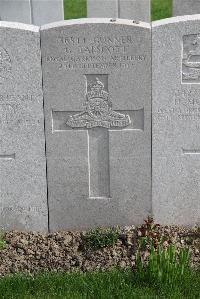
<box><xmin>0</xmin><ymin>229</ymin><xmax>197</xmax><ymax>298</ymax></box>
<box><xmin>151</xmin><ymin>0</ymin><xmax>172</xmax><ymax>21</ymax></box>
<box><xmin>0</xmin><ymin>268</ymin><xmax>199</xmax><ymax>299</ymax></box>
<box><xmin>136</xmin><ymin>237</ymin><xmax>192</xmax><ymax>288</ymax></box>
<box><xmin>0</xmin><ymin>234</ymin><xmax>199</xmax><ymax>299</ymax></box>
<box><xmin>64</xmin><ymin>0</ymin><xmax>86</xmax><ymax>20</ymax></box>
<box><xmin>63</xmin><ymin>0</ymin><xmax>172</xmax><ymax>21</ymax></box>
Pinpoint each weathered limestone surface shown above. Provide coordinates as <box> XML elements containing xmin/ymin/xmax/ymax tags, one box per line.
<box><xmin>87</xmin><ymin>0</ymin><xmax>150</xmax><ymax>22</ymax></box>
<box><xmin>41</xmin><ymin>19</ymin><xmax>152</xmax><ymax>231</ymax></box>
<box><xmin>0</xmin><ymin>0</ymin><xmax>31</xmax><ymax>24</ymax></box>
<box><xmin>31</xmin><ymin>0</ymin><xmax>64</xmax><ymax>26</ymax></box>
<box><xmin>152</xmin><ymin>16</ymin><xmax>200</xmax><ymax>226</ymax></box>
<box><xmin>173</xmin><ymin>0</ymin><xmax>200</xmax><ymax>17</ymax></box>
<box><xmin>0</xmin><ymin>22</ymin><xmax>48</xmax><ymax>231</ymax></box>
<box><xmin>119</xmin><ymin>0</ymin><xmax>150</xmax><ymax>22</ymax></box>
<box><xmin>0</xmin><ymin>0</ymin><xmax>64</xmax><ymax>25</ymax></box>
<box><xmin>87</xmin><ymin>0</ymin><xmax>118</xmax><ymax>18</ymax></box>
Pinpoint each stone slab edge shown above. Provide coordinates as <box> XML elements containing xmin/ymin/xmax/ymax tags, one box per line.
<box><xmin>152</xmin><ymin>14</ymin><xmax>200</xmax><ymax>27</ymax></box>
<box><xmin>41</xmin><ymin>18</ymin><xmax>151</xmax><ymax>31</ymax></box>
<box><xmin>0</xmin><ymin>21</ymin><xmax>39</xmax><ymax>31</ymax></box>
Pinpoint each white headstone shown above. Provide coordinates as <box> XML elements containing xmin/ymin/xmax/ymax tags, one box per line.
<box><xmin>31</xmin><ymin>0</ymin><xmax>64</xmax><ymax>26</ymax></box>
<box><xmin>0</xmin><ymin>22</ymin><xmax>48</xmax><ymax>231</ymax></box>
<box><xmin>41</xmin><ymin>19</ymin><xmax>152</xmax><ymax>231</ymax></box>
<box><xmin>152</xmin><ymin>15</ymin><xmax>200</xmax><ymax>226</ymax></box>
<box><xmin>87</xmin><ymin>0</ymin><xmax>150</xmax><ymax>22</ymax></box>
<box><xmin>0</xmin><ymin>0</ymin><xmax>31</xmax><ymax>24</ymax></box>
<box><xmin>87</xmin><ymin>0</ymin><xmax>118</xmax><ymax>18</ymax></box>
<box><xmin>119</xmin><ymin>0</ymin><xmax>150</xmax><ymax>22</ymax></box>
<box><xmin>0</xmin><ymin>0</ymin><xmax>64</xmax><ymax>25</ymax></box>
<box><xmin>173</xmin><ymin>0</ymin><xmax>200</xmax><ymax>17</ymax></box>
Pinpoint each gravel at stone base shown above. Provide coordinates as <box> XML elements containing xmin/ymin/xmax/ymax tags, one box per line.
<box><xmin>0</xmin><ymin>223</ymin><xmax>199</xmax><ymax>275</ymax></box>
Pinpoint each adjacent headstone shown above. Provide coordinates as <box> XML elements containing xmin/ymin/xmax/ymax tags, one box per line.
<box><xmin>41</xmin><ymin>19</ymin><xmax>151</xmax><ymax>231</ymax></box>
<box><xmin>0</xmin><ymin>22</ymin><xmax>48</xmax><ymax>231</ymax></box>
<box><xmin>173</xmin><ymin>0</ymin><xmax>200</xmax><ymax>17</ymax></box>
<box><xmin>152</xmin><ymin>15</ymin><xmax>200</xmax><ymax>226</ymax></box>
<box><xmin>0</xmin><ymin>0</ymin><xmax>31</xmax><ymax>24</ymax></box>
<box><xmin>31</xmin><ymin>0</ymin><xmax>64</xmax><ymax>26</ymax></box>
<box><xmin>0</xmin><ymin>0</ymin><xmax>64</xmax><ymax>25</ymax></box>
<box><xmin>87</xmin><ymin>0</ymin><xmax>150</xmax><ymax>22</ymax></box>
<box><xmin>119</xmin><ymin>0</ymin><xmax>150</xmax><ymax>22</ymax></box>
<box><xmin>87</xmin><ymin>0</ymin><xmax>118</xmax><ymax>18</ymax></box>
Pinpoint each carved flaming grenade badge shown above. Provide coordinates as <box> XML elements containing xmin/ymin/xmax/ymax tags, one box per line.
<box><xmin>66</xmin><ymin>76</ymin><xmax>131</xmax><ymax>129</ymax></box>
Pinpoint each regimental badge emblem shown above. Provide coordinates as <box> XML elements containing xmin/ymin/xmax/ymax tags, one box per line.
<box><xmin>66</xmin><ymin>74</ymin><xmax>131</xmax><ymax>129</ymax></box>
<box><xmin>182</xmin><ymin>34</ymin><xmax>200</xmax><ymax>83</ymax></box>
<box><xmin>0</xmin><ymin>47</ymin><xmax>12</xmax><ymax>84</ymax></box>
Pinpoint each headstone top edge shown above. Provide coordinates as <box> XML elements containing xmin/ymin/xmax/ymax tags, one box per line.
<box><xmin>0</xmin><ymin>21</ymin><xmax>39</xmax><ymax>32</ymax></box>
<box><xmin>40</xmin><ymin>18</ymin><xmax>150</xmax><ymax>31</ymax></box>
<box><xmin>152</xmin><ymin>14</ymin><xmax>200</xmax><ymax>27</ymax></box>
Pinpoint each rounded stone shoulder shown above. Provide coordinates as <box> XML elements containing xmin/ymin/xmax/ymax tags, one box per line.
<box><xmin>40</xmin><ymin>18</ymin><xmax>150</xmax><ymax>31</ymax></box>
<box><xmin>0</xmin><ymin>21</ymin><xmax>39</xmax><ymax>32</ymax></box>
<box><xmin>153</xmin><ymin>14</ymin><xmax>200</xmax><ymax>27</ymax></box>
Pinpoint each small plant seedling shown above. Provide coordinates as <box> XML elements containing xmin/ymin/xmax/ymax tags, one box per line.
<box><xmin>135</xmin><ymin>237</ymin><xmax>191</xmax><ymax>288</ymax></box>
<box><xmin>84</xmin><ymin>227</ymin><xmax>119</xmax><ymax>249</ymax></box>
<box><xmin>0</xmin><ymin>231</ymin><xmax>7</xmax><ymax>250</ymax></box>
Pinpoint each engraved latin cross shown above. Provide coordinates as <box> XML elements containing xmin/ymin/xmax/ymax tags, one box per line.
<box><xmin>52</xmin><ymin>74</ymin><xmax>144</xmax><ymax>199</ymax></box>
